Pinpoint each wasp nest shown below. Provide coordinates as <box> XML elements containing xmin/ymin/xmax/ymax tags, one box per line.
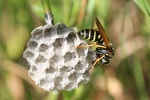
<box><xmin>23</xmin><ymin>23</ymin><xmax>96</xmax><ymax>91</ymax></box>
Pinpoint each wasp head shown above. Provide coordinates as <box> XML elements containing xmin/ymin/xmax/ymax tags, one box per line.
<box><xmin>95</xmin><ymin>43</ymin><xmax>114</xmax><ymax>65</ymax></box>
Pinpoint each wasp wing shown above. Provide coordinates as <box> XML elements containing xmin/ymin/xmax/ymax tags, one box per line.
<box><xmin>95</xmin><ymin>17</ymin><xmax>111</xmax><ymax>53</ymax></box>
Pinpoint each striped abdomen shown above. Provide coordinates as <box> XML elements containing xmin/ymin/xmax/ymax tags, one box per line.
<box><xmin>77</xmin><ymin>29</ymin><xmax>103</xmax><ymax>44</ymax></box>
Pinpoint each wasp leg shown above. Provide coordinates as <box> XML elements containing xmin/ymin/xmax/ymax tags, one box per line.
<box><xmin>77</xmin><ymin>44</ymin><xmax>106</xmax><ymax>48</ymax></box>
<box><xmin>90</xmin><ymin>55</ymin><xmax>105</xmax><ymax>72</ymax></box>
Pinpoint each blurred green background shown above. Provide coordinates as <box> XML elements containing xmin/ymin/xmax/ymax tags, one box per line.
<box><xmin>0</xmin><ymin>0</ymin><xmax>150</xmax><ymax>100</ymax></box>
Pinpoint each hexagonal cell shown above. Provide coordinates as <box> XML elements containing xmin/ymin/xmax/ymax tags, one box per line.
<box><xmin>67</xmin><ymin>32</ymin><xmax>77</xmax><ymax>42</ymax></box>
<box><xmin>28</xmin><ymin>40</ymin><xmax>38</xmax><ymax>49</ymax></box>
<box><xmin>64</xmin><ymin>83</ymin><xmax>73</xmax><ymax>91</ymax></box>
<box><xmin>39</xmin><ymin>79</ymin><xmax>49</xmax><ymax>86</ymax></box>
<box><xmin>68</xmin><ymin>73</ymin><xmax>77</xmax><ymax>82</ymax></box>
<box><xmin>60</xmin><ymin>66</ymin><xmax>69</xmax><ymax>74</ymax></box>
<box><xmin>83</xmin><ymin>70</ymin><xmax>90</xmax><ymax>78</ymax></box>
<box><xmin>86</xmin><ymin>50</ymin><xmax>96</xmax><ymax>62</ymax></box>
<box><xmin>23</xmin><ymin>50</ymin><xmax>34</xmax><ymax>58</ymax></box>
<box><xmin>60</xmin><ymin>66</ymin><xmax>71</xmax><ymax>73</ymax></box>
<box><xmin>64</xmin><ymin>52</ymin><xmax>76</xmax><ymax>63</ymax></box>
<box><xmin>31</xmin><ymin>28</ymin><xmax>43</xmax><ymax>39</ymax></box>
<box><xmin>31</xmin><ymin>66</ymin><xmax>38</xmax><ymax>72</ymax></box>
<box><xmin>76</xmin><ymin>48</ymin><xmax>86</xmax><ymax>57</ymax></box>
<box><xmin>66</xmin><ymin>36</ymin><xmax>73</xmax><ymax>44</ymax></box>
<box><xmin>29</xmin><ymin>66</ymin><xmax>47</xmax><ymax>81</ymax></box>
<box><xmin>74</xmin><ymin>61</ymin><xmax>84</xmax><ymax>72</ymax></box>
<box><xmin>38</xmin><ymin>79</ymin><xmax>55</xmax><ymax>90</ymax></box>
<box><xmin>53</xmin><ymin>38</ymin><xmax>64</xmax><ymax>49</ymax></box>
<box><xmin>54</xmin><ymin>83</ymin><xmax>62</xmax><ymax>90</ymax></box>
<box><xmin>35</xmin><ymin>55</ymin><xmax>47</xmax><ymax>63</ymax></box>
<box><xmin>45</xmin><ymin>67</ymin><xmax>56</xmax><ymax>74</ymax></box>
<box><xmin>54</xmin><ymin>76</ymin><xmax>63</xmax><ymax>89</ymax></box>
<box><xmin>50</xmin><ymin>55</ymin><xmax>61</xmax><ymax>64</ymax></box>
<box><xmin>56</xmin><ymin>23</ymin><xmax>68</xmax><ymax>35</ymax></box>
<box><xmin>54</xmin><ymin>76</ymin><xmax>62</xmax><ymax>83</ymax></box>
<box><xmin>39</xmin><ymin>43</ymin><xmax>49</xmax><ymax>52</ymax></box>
<box><xmin>43</xmin><ymin>27</ymin><xmax>53</xmax><ymax>38</ymax></box>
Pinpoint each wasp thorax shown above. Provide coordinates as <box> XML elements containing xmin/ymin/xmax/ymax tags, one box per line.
<box><xmin>23</xmin><ymin>23</ymin><xmax>96</xmax><ymax>92</ymax></box>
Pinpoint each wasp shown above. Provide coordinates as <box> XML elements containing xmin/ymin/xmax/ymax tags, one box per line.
<box><xmin>77</xmin><ymin>17</ymin><xmax>114</xmax><ymax>71</ymax></box>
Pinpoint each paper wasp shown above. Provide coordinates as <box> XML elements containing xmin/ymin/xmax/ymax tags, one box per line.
<box><xmin>77</xmin><ymin>17</ymin><xmax>114</xmax><ymax>71</ymax></box>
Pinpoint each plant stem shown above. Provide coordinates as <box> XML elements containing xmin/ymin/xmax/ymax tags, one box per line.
<box><xmin>42</xmin><ymin>0</ymin><xmax>54</xmax><ymax>25</ymax></box>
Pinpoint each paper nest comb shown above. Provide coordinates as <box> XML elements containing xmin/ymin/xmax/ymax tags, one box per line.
<box><xmin>23</xmin><ymin>23</ymin><xmax>96</xmax><ymax>91</ymax></box>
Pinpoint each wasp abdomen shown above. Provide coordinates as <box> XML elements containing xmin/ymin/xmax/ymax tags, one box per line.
<box><xmin>77</xmin><ymin>29</ymin><xmax>102</xmax><ymax>43</ymax></box>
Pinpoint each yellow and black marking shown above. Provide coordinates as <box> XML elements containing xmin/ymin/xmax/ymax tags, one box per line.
<box><xmin>77</xmin><ymin>17</ymin><xmax>114</xmax><ymax>72</ymax></box>
<box><xmin>77</xmin><ymin>29</ymin><xmax>103</xmax><ymax>44</ymax></box>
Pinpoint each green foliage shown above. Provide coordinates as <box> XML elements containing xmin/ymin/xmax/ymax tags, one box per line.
<box><xmin>133</xmin><ymin>55</ymin><xmax>148</xmax><ymax>100</ymax></box>
<box><xmin>133</xmin><ymin>0</ymin><xmax>150</xmax><ymax>17</ymax></box>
